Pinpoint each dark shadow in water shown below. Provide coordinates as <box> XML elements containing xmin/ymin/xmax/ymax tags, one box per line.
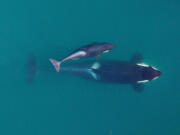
<box><xmin>27</xmin><ymin>53</ymin><xmax>37</xmax><ymax>83</ymax></box>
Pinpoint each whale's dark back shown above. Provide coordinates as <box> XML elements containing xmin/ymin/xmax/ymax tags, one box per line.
<box><xmin>93</xmin><ymin>61</ymin><xmax>144</xmax><ymax>84</ymax></box>
<box><xmin>62</xmin><ymin>60</ymin><xmax>144</xmax><ymax>84</ymax></box>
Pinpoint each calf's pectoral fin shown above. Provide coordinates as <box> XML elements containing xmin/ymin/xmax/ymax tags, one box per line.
<box><xmin>131</xmin><ymin>83</ymin><xmax>144</xmax><ymax>92</ymax></box>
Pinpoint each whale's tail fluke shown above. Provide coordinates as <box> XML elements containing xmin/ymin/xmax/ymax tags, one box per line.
<box><xmin>49</xmin><ymin>58</ymin><xmax>61</xmax><ymax>72</ymax></box>
<box><xmin>27</xmin><ymin>53</ymin><xmax>37</xmax><ymax>83</ymax></box>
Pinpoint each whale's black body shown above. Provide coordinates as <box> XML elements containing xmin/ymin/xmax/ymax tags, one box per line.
<box><xmin>89</xmin><ymin>60</ymin><xmax>161</xmax><ymax>91</ymax></box>
<box><xmin>92</xmin><ymin>61</ymin><xmax>157</xmax><ymax>83</ymax></box>
<box><xmin>61</xmin><ymin>53</ymin><xmax>161</xmax><ymax>91</ymax></box>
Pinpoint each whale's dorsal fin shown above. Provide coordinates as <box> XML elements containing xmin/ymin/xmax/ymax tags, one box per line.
<box><xmin>130</xmin><ymin>53</ymin><xmax>143</xmax><ymax>64</ymax></box>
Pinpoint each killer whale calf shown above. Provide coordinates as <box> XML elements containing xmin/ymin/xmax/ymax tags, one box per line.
<box><xmin>60</xmin><ymin>53</ymin><xmax>162</xmax><ymax>92</ymax></box>
<box><xmin>49</xmin><ymin>42</ymin><xmax>115</xmax><ymax>72</ymax></box>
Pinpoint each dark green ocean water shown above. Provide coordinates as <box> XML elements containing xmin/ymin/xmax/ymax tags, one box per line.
<box><xmin>0</xmin><ymin>0</ymin><xmax>180</xmax><ymax>135</ymax></box>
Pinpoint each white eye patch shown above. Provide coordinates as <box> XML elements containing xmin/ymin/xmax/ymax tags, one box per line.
<box><xmin>152</xmin><ymin>76</ymin><xmax>159</xmax><ymax>80</ymax></box>
<box><xmin>137</xmin><ymin>80</ymin><xmax>149</xmax><ymax>83</ymax></box>
<box><xmin>152</xmin><ymin>66</ymin><xmax>158</xmax><ymax>71</ymax></box>
<box><xmin>137</xmin><ymin>63</ymin><xmax>149</xmax><ymax>67</ymax></box>
<box><xmin>103</xmin><ymin>50</ymin><xmax>110</xmax><ymax>53</ymax></box>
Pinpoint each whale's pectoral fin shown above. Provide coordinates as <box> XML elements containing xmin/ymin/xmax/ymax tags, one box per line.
<box><xmin>130</xmin><ymin>53</ymin><xmax>143</xmax><ymax>64</ymax></box>
<box><xmin>131</xmin><ymin>83</ymin><xmax>144</xmax><ymax>92</ymax></box>
<box><xmin>87</xmin><ymin>69</ymin><xmax>99</xmax><ymax>80</ymax></box>
<box><xmin>91</xmin><ymin>62</ymin><xmax>101</xmax><ymax>70</ymax></box>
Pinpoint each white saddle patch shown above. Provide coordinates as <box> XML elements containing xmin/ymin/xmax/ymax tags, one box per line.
<box><xmin>70</xmin><ymin>51</ymin><xmax>86</xmax><ymax>58</ymax></box>
<box><xmin>75</xmin><ymin>51</ymin><xmax>86</xmax><ymax>56</ymax></box>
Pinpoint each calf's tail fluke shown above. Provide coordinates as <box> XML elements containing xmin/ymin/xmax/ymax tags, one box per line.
<box><xmin>49</xmin><ymin>58</ymin><xmax>61</xmax><ymax>72</ymax></box>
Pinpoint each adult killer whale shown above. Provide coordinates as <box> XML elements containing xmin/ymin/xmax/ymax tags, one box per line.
<box><xmin>60</xmin><ymin>53</ymin><xmax>162</xmax><ymax>92</ymax></box>
<box><xmin>49</xmin><ymin>42</ymin><xmax>115</xmax><ymax>72</ymax></box>
<box><xmin>27</xmin><ymin>53</ymin><xmax>162</xmax><ymax>92</ymax></box>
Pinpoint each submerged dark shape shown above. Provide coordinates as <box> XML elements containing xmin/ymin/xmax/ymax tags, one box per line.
<box><xmin>49</xmin><ymin>42</ymin><xmax>115</xmax><ymax>72</ymax></box>
<box><xmin>27</xmin><ymin>53</ymin><xmax>37</xmax><ymax>83</ymax></box>
<box><xmin>61</xmin><ymin>53</ymin><xmax>162</xmax><ymax>92</ymax></box>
